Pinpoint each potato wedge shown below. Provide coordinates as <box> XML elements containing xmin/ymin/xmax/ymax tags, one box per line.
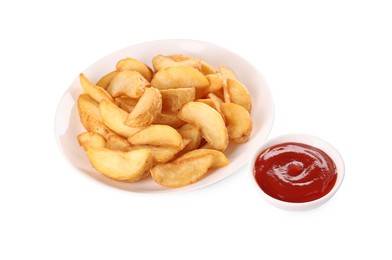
<box><xmin>105</xmin><ymin>135</ymin><xmax>131</xmax><ymax>151</ymax></box>
<box><xmin>77</xmin><ymin>132</ymin><xmax>106</xmax><ymax>150</ymax></box>
<box><xmin>114</xmin><ymin>97</ymin><xmax>138</xmax><ymax>113</ymax></box>
<box><xmin>153</xmin><ymin>112</ymin><xmax>185</xmax><ymax>128</ymax></box>
<box><xmin>150</xmin><ymin>155</ymin><xmax>214</xmax><ymax>188</ymax></box>
<box><xmin>177</xmin><ymin>123</ymin><xmax>202</xmax><ymax>154</ymax></box>
<box><xmin>86</xmin><ymin>148</ymin><xmax>153</xmax><ymax>182</ymax></box>
<box><xmin>99</xmin><ymin>100</ymin><xmax>144</xmax><ymax>138</ymax></box>
<box><xmin>207</xmin><ymin>93</ymin><xmax>225</xmax><ymax>120</ymax></box>
<box><xmin>116</xmin><ymin>57</ymin><xmax>153</xmax><ymax>81</ymax></box>
<box><xmin>219</xmin><ymin>65</ymin><xmax>239</xmax><ymax>103</ymax></box>
<box><xmin>194</xmin><ymin>98</ymin><xmax>215</xmax><ymax>108</ymax></box>
<box><xmin>174</xmin><ymin>149</ymin><xmax>229</xmax><ymax>168</ymax></box>
<box><xmin>127</xmin><ymin>125</ymin><xmax>183</xmax><ymax>148</ymax></box>
<box><xmin>227</xmin><ymin>79</ymin><xmax>252</xmax><ymax>112</ymax></box>
<box><xmin>96</xmin><ymin>70</ymin><xmax>119</xmax><ymax>89</ymax></box>
<box><xmin>152</xmin><ymin>54</ymin><xmax>201</xmax><ymax>71</ymax></box>
<box><xmin>150</xmin><ymin>66</ymin><xmax>209</xmax><ymax>90</ymax></box>
<box><xmin>128</xmin><ymin>139</ymin><xmax>190</xmax><ymax>163</ymax></box>
<box><xmin>200</xmin><ymin>60</ymin><xmax>216</xmax><ymax>75</ymax></box>
<box><xmin>178</xmin><ymin>102</ymin><xmax>228</xmax><ymax>151</ymax></box>
<box><xmin>80</xmin><ymin>73</ymin><xmax>113</xmax><ymax>103</ymax></box>
<box><xmin>220</xmin><ymin>103</ymin><xmax>253</xmax><ymax>143</ymax></box>
<box><xmin>77</xmin><ymin>94</ymin><xmax>115</xmax><ymax>140</ymax></box>
<box><xmin>195</xmin><ymin>73</ymin><xmax>223</xmax><ymax>99</ymax></box>
<box><xmin>160</xmin><ymin>88</ymin><xmax>195</xmax><ymax>111</ymax></box>
<box><xmin>107</xmin><ymin>70</ymin><xmax>149</xmax><ymax>98</ymax></box>
<box><xmin>218</xmin><ymin>65</ymin><xmax>238</xmax><ymax>80</ymax></box>
<box><xmin>125</xmin><ymin>87</ymin><xmax>162</xmax><ymax>127</ymax></box>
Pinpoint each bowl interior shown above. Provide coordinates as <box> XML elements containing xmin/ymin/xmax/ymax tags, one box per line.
<box><xmin>55</xmin><ymin>39</ymin><xmax>274</xmax><ymax>193</ymax></box>
<box><xmin>250</xmin><ymin>134</ymin><xmax>345</xmax><ymax>210</ymax></box>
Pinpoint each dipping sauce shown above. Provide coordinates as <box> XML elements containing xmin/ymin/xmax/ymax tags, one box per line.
<box><xmin>254</xmin><ymin>142</ymin><xmax>337</xmax><ymax>203</ymax></box>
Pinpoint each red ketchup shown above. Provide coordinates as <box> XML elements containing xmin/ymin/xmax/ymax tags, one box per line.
<box><xmin>254</xmin><ymin>142</ymin><xmax>337</xmax><ymax>203</ymax></box>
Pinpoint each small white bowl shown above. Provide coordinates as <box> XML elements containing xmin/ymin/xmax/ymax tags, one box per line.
<box><xmin>250</xmin><ymin>134</ymin><xmax>345</xmax><ymax>210</ymax></box>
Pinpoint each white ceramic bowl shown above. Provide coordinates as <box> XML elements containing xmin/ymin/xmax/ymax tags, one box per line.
<box><xmin>55</xmin><ymin>39</ymin><xmax>274</xmax><ymax>194</ymax></box>
<box><xmin>250</xmin><ymin>134</ymin><xmax>345</xmax><ymax>210</ymax></box>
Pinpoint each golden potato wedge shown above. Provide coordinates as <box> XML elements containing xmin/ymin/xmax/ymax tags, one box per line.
<box><xmin>174</xmin><ymin>149</ymin><xmax>229</xmax><ymax>168</ymax></box>
<box><xmin>207</xmin><ymin>93</ymin><xmax>225</xmax><ymax>120</ymax></box>
<box><xmin>125</xmin><ymin>87</ymin><xmax>162</xmax><ymax>127</ymax></box>
<box><xmin>152</xmin><ymin>54</ymin><xmax>202</xmax><ymax>71</ymax></box>
<box><xmin>80</xmin><ymin>73</ymin><xmax>113</xmax><ymax>103</ymax></box>
<box><xmin>220</xmin><ymin>103</ymin><xmax>253</xmax><ymax>143</ymax></box>
<box><xmin>99</xmin><ymin>100</ymin><xmax>144</xmax><ymax>138</ymax></box>
<box><xmin>150</xmin><ymin>155</ymin><xmax>214</xmax><ymax>188</ymax></box>
<box><xmin>116</xmin><ymin>57</ymin><xmax>153</xmax><ymax>81</ymax></box>
<box><xmin>227</xmin><ymin>79</ymin><xmax>252</xmax><ymax>112</ymax></box>
<box><xmin>77</xmin><ymin>94</ymin><xmax>115</xmax><ymax>140</ymax></box>
<box><xmin>200</xmin><ymin>60</ymin><xmax>216</xmax><ymax>75</ymax></box>
<box><xmin>160</xmin><ymin>88</ymin><xmax>195</xmax><ymax>111</ymax></box>
<box><xmin>195</xmin><ymin>73</ymin><xmax>223</xmax><ymax>99</ymax></box>
<box><xmin>178</xmin><ymin>102</ymin><xmax>228</xmax><ymax>151</ymax></box>
<box><xmin>127</xmin><ymin>125</ymin><xmax>183</xmax><ymax>148</ymax></box>
<box><xmin>77</xmin><ymin>132</ymin><xmax>106</xmax><ymax>150</ymax></box>
<box><xmin>150</xmin><ymin>66</ymin><xmax>209</xmax><ymax>90</ymax></box>
<box><xmin>106</xmin><ymin>70</ymin><xmax>149</xmax><ymax>98</ymax></box>
<box><xmin>153</xmin><ymin>112</ymin><xmax>185</xmax><ymax>128</ymax></box>
<box><xmin>105</xmin><ymin>135</ymin><xmax>131</xmax><ymax>151</ymax></box>
<box><xmin>128</xmin><ymin>139</ymin><xmax>190</xmax><ymax>163</ymax></box>
<box><xmin>114</xmin><ymin>97</ymin><xmax>138</xmax><ymax>113</ymax></box>
<box><xmin>177</xmin><ymin>123</ymin><xmax>202</xmax><ymax>154</ymax></box>
<box><xmin>96</xmin><ymin>70</ymin><xmax>120</xmax><ymax>89</ymax></box>
<box><xmin>218</xmin><ymin>65</ymin><xmax>238</xmax><ymax>80</ymax></box>
<box><xmin>194</xmin><ymin>98</ymin><xmax>215</xmax><ymax>108</ymax></box>
<box><xmin>86</xmin><ymin>148</ymin><xmax>153</xmax><ymax>182</ymax></box>
<box><xmin>219</xmin><ymin>65</ymin><xmax>239</xmax><ymax>103</ymax></box>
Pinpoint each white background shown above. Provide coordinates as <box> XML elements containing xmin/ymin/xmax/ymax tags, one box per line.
<box><xmin>1</xmin><ymin>0</ymin><xmax>391</xmax><ymax>259</ymax></box>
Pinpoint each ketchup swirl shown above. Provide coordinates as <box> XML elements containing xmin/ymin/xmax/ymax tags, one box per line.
<box><xmin>254</xmin><ymin>142</ymin><xmax>337</xmax><ymax>203</ymax></box>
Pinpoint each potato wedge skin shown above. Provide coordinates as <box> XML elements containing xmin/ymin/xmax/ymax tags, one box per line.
<box><xmin>150</xmin><ymin>155</ymin><xmax>214</xmax><ymax>188</ymax></box>
<box><xmin>227</xmin><ymin>79</ymin><xmax>252</xmax><ymax>112</ymax></box>
<box><xmin>86</xmin><ymin>148</ymin><xmax>153</xmax><ymax>182</ymax></box>
<box><xmin>125</xmin><ymin>87</ymin><xmax>162</xmax><ymax>127</ymax></box>
<box><xmin>150</xmin><ymin>66</ymin><xmax>209</xmax><ymax>90</ymax></box>
<box><xmin>78</xmin><ymin>132</ymin><xmax>106</xmax><ymax>150</ymax></box>
<box><xmin>77</xmin><ymin>94</ymin><xmax>115</xmax><ymax>140</ymax></box>
<box><xmin>80</xmin><ymin>73</ymin><xmax>114</xmax><ymax>103</ymax></box>
<box><xmin>127</xmin><ymin>125</ymin><xmax>183</xmax><ymax>148</ymax></box>
<box><xmin>175</xmin><ymin>149</ymin><xmax>229</xmax><ymax>168</ymax></box>
<box><xmin>96</xmin><ymin>70</ymin><xmax>119</xmax><ymax>89</ymax></box>
<box><xmin>220</xmin><ymin>103</ymin><xmax>253</xmax><ymax>143</ymax></box>
<box><xmin>99</xmin><ymin>100</ymin><xmax>144</xmax><ymax>138</ymax></box>
<box><xmin>116</xmin><ymin>57</ymin><xmax>153</xmax><ymax>81</ymax></box>
<box><xmin>160</xmin><ymin>88</ymin><xmax>195</xmax><ymax>111</ymax></box>
<box><xmin>178</xmin><ymin>102</ymin><xmax>228</xmax><ymax>151</ymax></box>
<box><xmin>107</xmin><ymin>70</ymin><xmax>149</xmax><ymax>98</ymax></box>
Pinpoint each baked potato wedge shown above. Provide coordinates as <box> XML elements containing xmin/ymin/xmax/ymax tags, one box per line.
<box><xmin>86</xmin><ymin>148</ymin><xmax>153</xmax><ymax>182</ymax></box>
<box><xmin>151</xmin><ymin>66</ymin><xmax>208</xmax><ymax>90</ymax></box>
<box><xmin>178</xmin><ymin>102</ymin><xmax>228</xmax><ymax>151</ymax></box>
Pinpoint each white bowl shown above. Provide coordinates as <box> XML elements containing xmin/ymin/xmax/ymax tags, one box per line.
<box><xmin>250</xmin><ymin>134</ymin><xmax>345</xmax><ymax>210</ymax></box>
<box><xmin>55</xmin><ymin>39</ymin><xmax>275</xmax><ymax>194</ymax></box>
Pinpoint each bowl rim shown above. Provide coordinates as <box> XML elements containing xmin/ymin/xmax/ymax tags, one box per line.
<box><xmin>249</xmin><ymin>133</ymin><xmax>345</xmax><ymax>210</ymax></box>
<box><xmin>54</xmin><ymin>39</ymin><xmax>275</xmax><ymax>194</ymax></box>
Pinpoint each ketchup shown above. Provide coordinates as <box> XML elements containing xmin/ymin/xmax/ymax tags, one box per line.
<box><xmin>254</xmin><ymin>142</ymin><xmax>337</xmax><ymax>203</ymax></box>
